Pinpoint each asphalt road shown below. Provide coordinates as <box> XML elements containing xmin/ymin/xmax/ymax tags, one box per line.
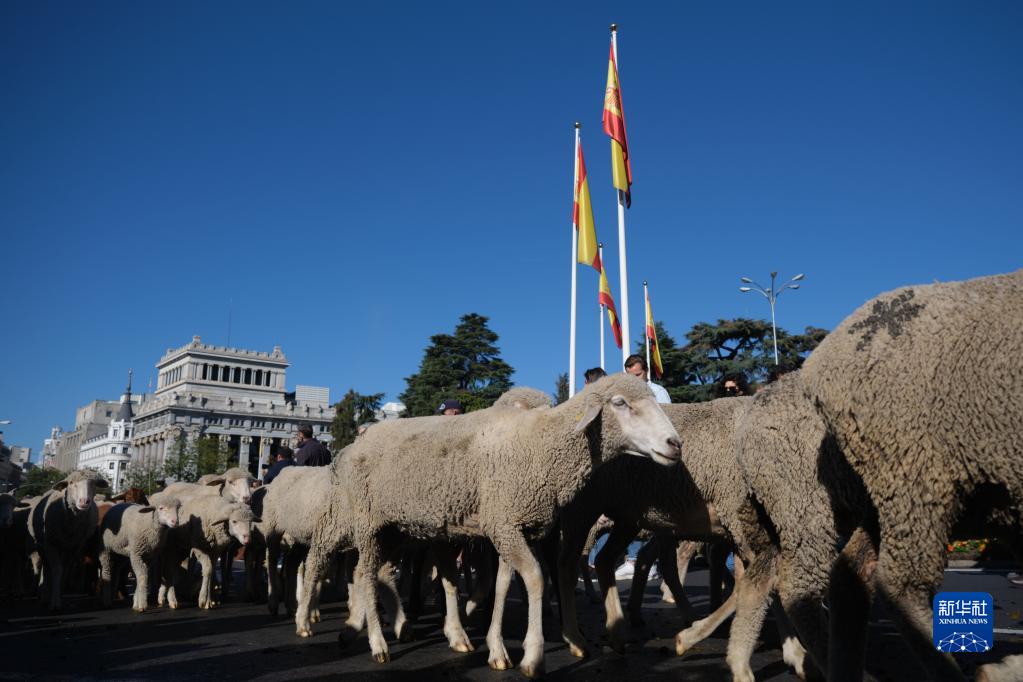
<box><xmin>1</xmin><ymin>565</ymin><xmax>1021</xmax><ymax>681</ymax></box>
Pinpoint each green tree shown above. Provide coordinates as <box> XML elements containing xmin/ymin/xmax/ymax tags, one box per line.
<box><xmin>637</xmin><ymin>318</ymin><xmax>828</xmax><ymax>402</ymax></box>
<box><xmin>400</xmin><ymin>313</ymin><xmax>515</xmax><ymax>417</ymax></box>
<box><xmin>195</xmin><ymin>437</ymin><xmax>230</xmax><ymax>477</ymax></box>
<box><xmin>15</xmin><ymin>466</ymin><xmax>66</xmax><ymax>499</ymax></box>
<box><xmin>122</xmin><ymin>455</ymin><xmax>163</xmax><ymax>496</ymax></box>
<box><xmin>553</xmin><ymin>373</ymin><xmax>569</xmax><ymax>405</ymax></box>
<box><xmin>330</xmin><ymin>389</ymin><xmax>384</xmax><ymax>451</ymax></box>
<box><xmin>161</xmin><ymin>433</ymin><xmax>197</xmax><ymax>483</ymax></box>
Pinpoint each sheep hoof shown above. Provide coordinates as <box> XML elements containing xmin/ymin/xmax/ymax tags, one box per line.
<box><xmin>662</xmin><ymin>594</ymin><xmax>676</xmax><ymax>604</ymax></box>
<box><xmin>133</xmin><ymin>606</ymin><xmax>145</xmax><ymax>614</ymax></box>
<box><xmin>297</xmin><ymin>628</ymin><xmax>313</xmax><ymax>638</ymax></box>
<box><xmin>488</xmin><ymin>654</ymin><xmax>513</xmax><ymax>671</ymax></box>
<box><xmin>519</xmin><ymin>660</ymin><xmax>545</xmax><ymax>679</ymax></box>
<box><xmin>568</xmin><ymin>642</ymin><xmax>589</xmax><ymax>658</ymax></box>
<box><xmin>372</xmin><ymin>651</ymin><xmax>390</xmax><ymax>664</ymax></box>
<box><xmin>310</xmin><ymin>610</ymin><xmax>321</xmax><ymax>623</ymax></box>
<box><xmin>450</xmin><ymin>640</ymin><xmax>474</xmax><ymax>654</ymax></box>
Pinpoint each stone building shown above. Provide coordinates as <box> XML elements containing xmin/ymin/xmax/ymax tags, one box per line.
<box><xmin>54</xmin><ymin>396</ymin><xmax>139</xmax><ymax>472</ymax></box>
<box><xmin>78</xmin><ymin>372</ymin><xmax>136</xmax><ymax>491</ymax></box>
<box><xmin>130</xmin><ymin>336</ymin><xmax>334</xmax><ymax>477</ymax></box>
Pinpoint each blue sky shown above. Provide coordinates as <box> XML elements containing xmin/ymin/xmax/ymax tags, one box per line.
<box><xmin>2</xmin><ymin>2</ymin><xmax>1021</xmax><ymax>456</ymax></box>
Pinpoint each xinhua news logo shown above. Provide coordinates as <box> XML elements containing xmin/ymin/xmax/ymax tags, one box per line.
<box><xmin>933</xmin><ymin>592</ymin><xmax>994</xmax><ymax>653</ymax></box>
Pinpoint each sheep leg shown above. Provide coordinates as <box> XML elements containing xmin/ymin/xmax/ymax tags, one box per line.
<box><xmin>296</xmin><ymin>547</ymin><xmax>327</xmax><ymax>637</ymax></box>
<box><xmin>99</xmin><ymin>549</ymin><xmax>113</xmax><ymax>608</ymax></box>
<box><xmin>196</xmin><ymin>551</ymin><xmax>216</xmax><ymax>609</ymax></box>
<box><xmin>558</xmin><ymin>509</ymin><xmax>598</xmax><ymax>658</ymax></box>
<box><xmin>657</xmin><ymin>536</ymin><xmax>696</xmax><ymax>622</ymax></box>
<box><xmin>376</xmin><ymin>560</ymin><xmax>412</xmax><ymax>642</ymax></box>
<box><xmin>875</xmin><ymin>542</ymin><xmax>965</xmax><ymax>682</ymax></box>
<box><xmin>708</xmin><ymin>540</ymin><xmax>733</xmax><ymax>610</ymax></box>
<box><xmin>434</xmin><ymin>545</ymin><xmax>474</xmax><ymax>653</ymax></box>
<box><xmin>283</xmin><ymin>544</ymin><xmax>308</xmax><ymax>616</ymax></box>
<box><xmin>720</xmin><ymin>550</ymin><xmax>776</xmax><ymax>682</ymax></box>
<box><xmin>663</xmin><ymin>540</ymin><xmax>698</xmax><ymax>604</ymax></box>
<box><xmin>266</xmin><ymin>535</ymin><xmax>283</xmax><ymax>616</ymax></box>
<box><xmin>465</xmin><ymin>543</ymin><xmax>495</xmax><ymax>617</ymax></box>
<box><xmin>821</xmin><ymin>525</ymin><xmax>877</xmax><ymax>682</ymax></box>
<box><xmin>594</xmin><ymin>520</ymin><xmax>640</xmax><ymax>654</ymax></box>
<box><xmin>626</xmin><ymin>536</ymin><xmax>660</xmax><ymax>626</ymax></box>
<box><xmin>486</xmin><ymin>555</ymin><xmax>514</xmax><ymax>670</ymax></box>
<box><xmin>42</xmin><ymin>546</ymin><xmax>62</xmax><ymax>611</ymax></box>
<box><xmin>355</xmin><ymin>535</ymin><xmax>390</xmax><ymax>663</ymax></box>
<box><xmin>129</xmin><ymin>552</ymin><xmax>150</xmax><ymax>612</ymax></box>
<box><xmin>493</xmin><ymin>533</ymin><xmax>547</xmax><ymax>679</ymax></box>
<box><xmin>675</xmin><ymin>590</ymin><xmax>737</xmax><ymax>656</ymax></box>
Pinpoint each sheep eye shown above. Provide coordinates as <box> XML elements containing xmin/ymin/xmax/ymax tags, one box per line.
<box><xmin>611</xmin><ymin>397</ymin><xmax>627</xmax><ymax>408</ymax></box>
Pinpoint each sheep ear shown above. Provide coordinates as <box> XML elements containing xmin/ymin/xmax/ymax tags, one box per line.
<box><xmin>574</xmin><ymin>402</ymin><xmax>603</xmax><ymax>433</ymax></box>
<box><xmin>53</xmin><ymin>481</ymin><xmax>69</xmax><ymax>491</ymax></box>
<box><xmin>138</xmin><ymin>506</ymin><xmax>156</xmax><ymax>514</ymax></box>
<box><xmin>205</xmin><ymin>478</ymin><xmax>226</xmax><ymax>488</ymax></box>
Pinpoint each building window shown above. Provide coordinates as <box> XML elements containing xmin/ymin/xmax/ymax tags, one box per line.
<box><xmin>109</xmin><ymin>462</ymin><xmax>115</xmax><ymax>470</ymax></box>
<box><xmin>223</xmin><ymin>366</ymin><xmax>232</xmax><ymax>382</ymax></box>
<box><xmin>245</xmin><ymin>368</ymin><xmax>252</xmax><ymax>385</ymax></box>
<box><xmin>122</xmin><ymin>446</ymin><xmax>128</xmax><ymax>453</ymax></box>
<box><xmin>202</xmin><ymin>363</ymin><xmax>208</xmax><ymax>380</ymax></box>
<box><xmin>211</xmin><ymin>364</ymin><xmax>219</xmax><ymax>381</ymax></box>
<box><xmin>110</xmin><ymin>447</ymin><xmax>116</xmax><ymax>453</ymax></box>
<box><xmin>255</xmin><ymin>369</ymin><xmax>263</xmax><ymax>385</ymax></box>
<box><xmin>266</xmin><ymin>372</ymin><xmax>272</xmax><ymax>387</ymax></box>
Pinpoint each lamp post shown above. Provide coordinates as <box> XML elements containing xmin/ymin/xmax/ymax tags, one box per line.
<box><xmin>739</xmin><ymin>272</ymin><xmax>804</xmax><ymax>365</ymax></box>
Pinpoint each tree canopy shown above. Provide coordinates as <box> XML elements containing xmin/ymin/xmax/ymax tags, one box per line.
<box><xmin>636</xmin><ymin>318</ymin><xmax>828</xmax><ymax>402</ymax></box>
<box><xmin>400</xmin><ymin>313</ymin><xmax>514</xmax><ymax>416</ymax></box>
<box><xmin>330</xmin><ymin>389</ymin><xmax>384</xmax><ymax>450</ymax></box>
<box><xmin>14</xmin><ymin>466</ymin><xmax>66</xmax><ymax>499</ymax></box>
<box><xmin>553</xmin><ymin>372</ymin><xmax>569</xmax><ymax>405</ymax></box>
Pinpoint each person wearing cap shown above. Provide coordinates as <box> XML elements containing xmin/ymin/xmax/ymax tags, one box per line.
<box><xmin>263</xmin><ymin>446</ymin><xmax>295</xmax><ymax>485</ymax></box>
<box><xmin>294</xmin><ymin>423</ymin><xmax>332</xmax><ymax>466</ymax></box>
<box><xmin>437</xmin><ymin>399</ymin><xmax>464</xmax><ymax>416</ymax></box>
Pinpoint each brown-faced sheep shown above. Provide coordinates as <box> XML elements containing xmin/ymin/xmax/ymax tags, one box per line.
<box><xmin>802</xmin><ymin>269</ymin><xmax>1023</xmax><ymax>682</ymax></box>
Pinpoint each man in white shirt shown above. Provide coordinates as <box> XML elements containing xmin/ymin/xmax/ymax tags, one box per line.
<box><xmin>624</xmin><ymin>354</ymin><xmax>671</xmax><ymax>404</ymax></box>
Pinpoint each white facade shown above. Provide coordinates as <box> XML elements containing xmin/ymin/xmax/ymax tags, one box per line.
<box><xmin>78</xmin><ymin>403</ymin><xmax>134</xmax><ymax>491</ymax></box>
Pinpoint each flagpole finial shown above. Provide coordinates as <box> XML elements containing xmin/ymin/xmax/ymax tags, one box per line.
<box><xmin>610</xmin><ymin>23</ymin><xmax>617</xmax><ymax>32</ymax></box>
<box><xmin>598</xmin><ymin>242</ymin><xmax>603</xmax><ymax>248</ymax></box>
<box><xmin>574</xmin><ymin>121</ymin><xmax>581</xmax><ymax>129</ymax></box>
<box><xmin>643</xmin><ymin>280</ymin><xmax>648</xmax><ymax>286</ymax></box>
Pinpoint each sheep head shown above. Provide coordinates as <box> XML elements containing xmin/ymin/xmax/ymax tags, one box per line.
<box><xmin>212</xmin><ymin>504</ymin><xmax>258</xmax><ymax>546</ymax></box>
<box><xmin>54</xmin><ymin>470</ymin><xmax>109</xmax><ymax>513</ymax></box>
<box><xmin>571</xmin><ymin>373</ymin><xmax>682</xmax><ymax>466</ymax></box>
<box><xmin>220</xmin><ymin>468</ymin><xmax>255</xmax><ymax>505</ymax></box>
<box><xmin>139</xmin><ymin>497</ymin><xmax>181</xmax><ymax>529</ymax></box>
<box><xmin>493</xmin><ymin>387</ymin><xmax>553</xmax><ymax>410</ymax></box>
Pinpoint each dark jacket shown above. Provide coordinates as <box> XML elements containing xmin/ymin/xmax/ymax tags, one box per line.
<box><xmin>295</xmin><ymin>438</ymin><xmax>332</xmax><ymax>467</ymax></box>
<box><xmin>263</xmin><ymin>457</ymin><xmax>295</xmax><ymax>485</ymax></box>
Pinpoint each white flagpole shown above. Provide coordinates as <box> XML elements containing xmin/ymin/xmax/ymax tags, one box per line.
<box><xmin>611</xmin><ymin>24</ymin><xmax>630</xmax><ymax>368</ymax></box>
<box><xmin>569</xmin><ymin>122</ymin><xmax>580</xmax><ymax>398</ymax></box>
<box><xmin>643</xmin><ymin>281</ymin><xmax>651</xmax><ymax>374</ymax></box>
<box><xmin>598</xmin><ymin>243</ymin><xmax>605</xmax><ymax>371</ymax></box>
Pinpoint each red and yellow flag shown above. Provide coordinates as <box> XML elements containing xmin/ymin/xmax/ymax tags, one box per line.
<box><xmin>599</xmin><ymin>260</ymin><xmax>623</xmax><ymax>349</ymax></box>
<box><xmin>573</xmin><ymin>139</ymin><xmax>600</xmax><ymax>271</ymax></box>
<box><xmin>645</xmin><ymin>289</ymin><xmax>663</xmax><ymax>378</ymax></box>
<box><xmin>603</xmin><ymin>41</ymin><xmax>632</xmax><ymax>207</ymax></box>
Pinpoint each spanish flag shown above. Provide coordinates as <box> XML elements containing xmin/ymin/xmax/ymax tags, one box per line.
<box><xmin>573</xmin><ymin>139</ymin><xmax>600</xmax><ymax>271</ymax></box>
<box><xmin>599</xmin><ymin>261</ymin><xmax>623</xmax><ymax>349</ymax></box>
<box><xmin>645</xmin><ymin>289</ymin><xmax>663</xmax><ymax>378</ymax></box>
<box><xmin>603</xmin><ymin>41</ymin><xmax>632</xmax><ymax>207</ymax></box>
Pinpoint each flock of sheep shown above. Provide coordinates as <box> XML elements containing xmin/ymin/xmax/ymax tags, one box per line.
<box><xmin>0</xmin><ymin>268</ymin><xmax>1020</xmax><ymax>682</ymax></box>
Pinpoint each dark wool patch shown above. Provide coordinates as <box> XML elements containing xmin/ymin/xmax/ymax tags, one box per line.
<box><xmin>848</xmin><ymin>289</ymin><xmax>925</xmax><ymax>351</ymax></box>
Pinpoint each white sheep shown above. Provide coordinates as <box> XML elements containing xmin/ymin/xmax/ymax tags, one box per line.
<box><xmin>324</xmin><ymin>374</ymin><xmax>681</xmax><ymax>677</ymax></box>
<box><xmin>159</xmin><ymin>495</ymin><xmax>257</xmax><ymax>610</ymax></box>
<box><xmin>98</xmin><ymin>498</ymin><xmax>182</xmax><ymax>611</ymax></box>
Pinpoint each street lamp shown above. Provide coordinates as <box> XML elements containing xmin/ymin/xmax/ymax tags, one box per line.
<box><xmin>738</xmin><ymin>271</ymin><xmax>805</xmax><ymax>365</ymax></box>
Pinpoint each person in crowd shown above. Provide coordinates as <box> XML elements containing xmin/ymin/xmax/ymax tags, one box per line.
<box><xmin>437</xmin><ymin>399</ymin><xmax>464</xmax><ymax>416</ymax></box>
<box><xmin>294</xmin><ymin>424</ymin><xmax>332</xmax><ymax>466</ymax></box>
<box><xmin>263</xmin><ymin>446</ymin><xmax>295</xmax><ymax>484</ymax></box>
<box><xmin>584</xmin><ymin>367</ymin><xmax>608</xmax><ymax>385</ymax></box>
<box><xmin>624</xmin><ymin>354</ymin><xmax>671</xmax><ymax>404</ymax></box>
<box><xmin>716</xmin><ymin>372</ymin><xmax>752</xmax><ymax>398</ymax></box>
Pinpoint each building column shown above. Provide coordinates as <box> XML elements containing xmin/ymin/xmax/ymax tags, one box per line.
<box><xmin>257</xmin><ymin>436</ymin><xmax>270</xmax><ymax>477</ymax></box>
<box><xmin>240</xmin><ymin>436</ymin><xmax>252</xmax><ymax>468</ymax></box>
